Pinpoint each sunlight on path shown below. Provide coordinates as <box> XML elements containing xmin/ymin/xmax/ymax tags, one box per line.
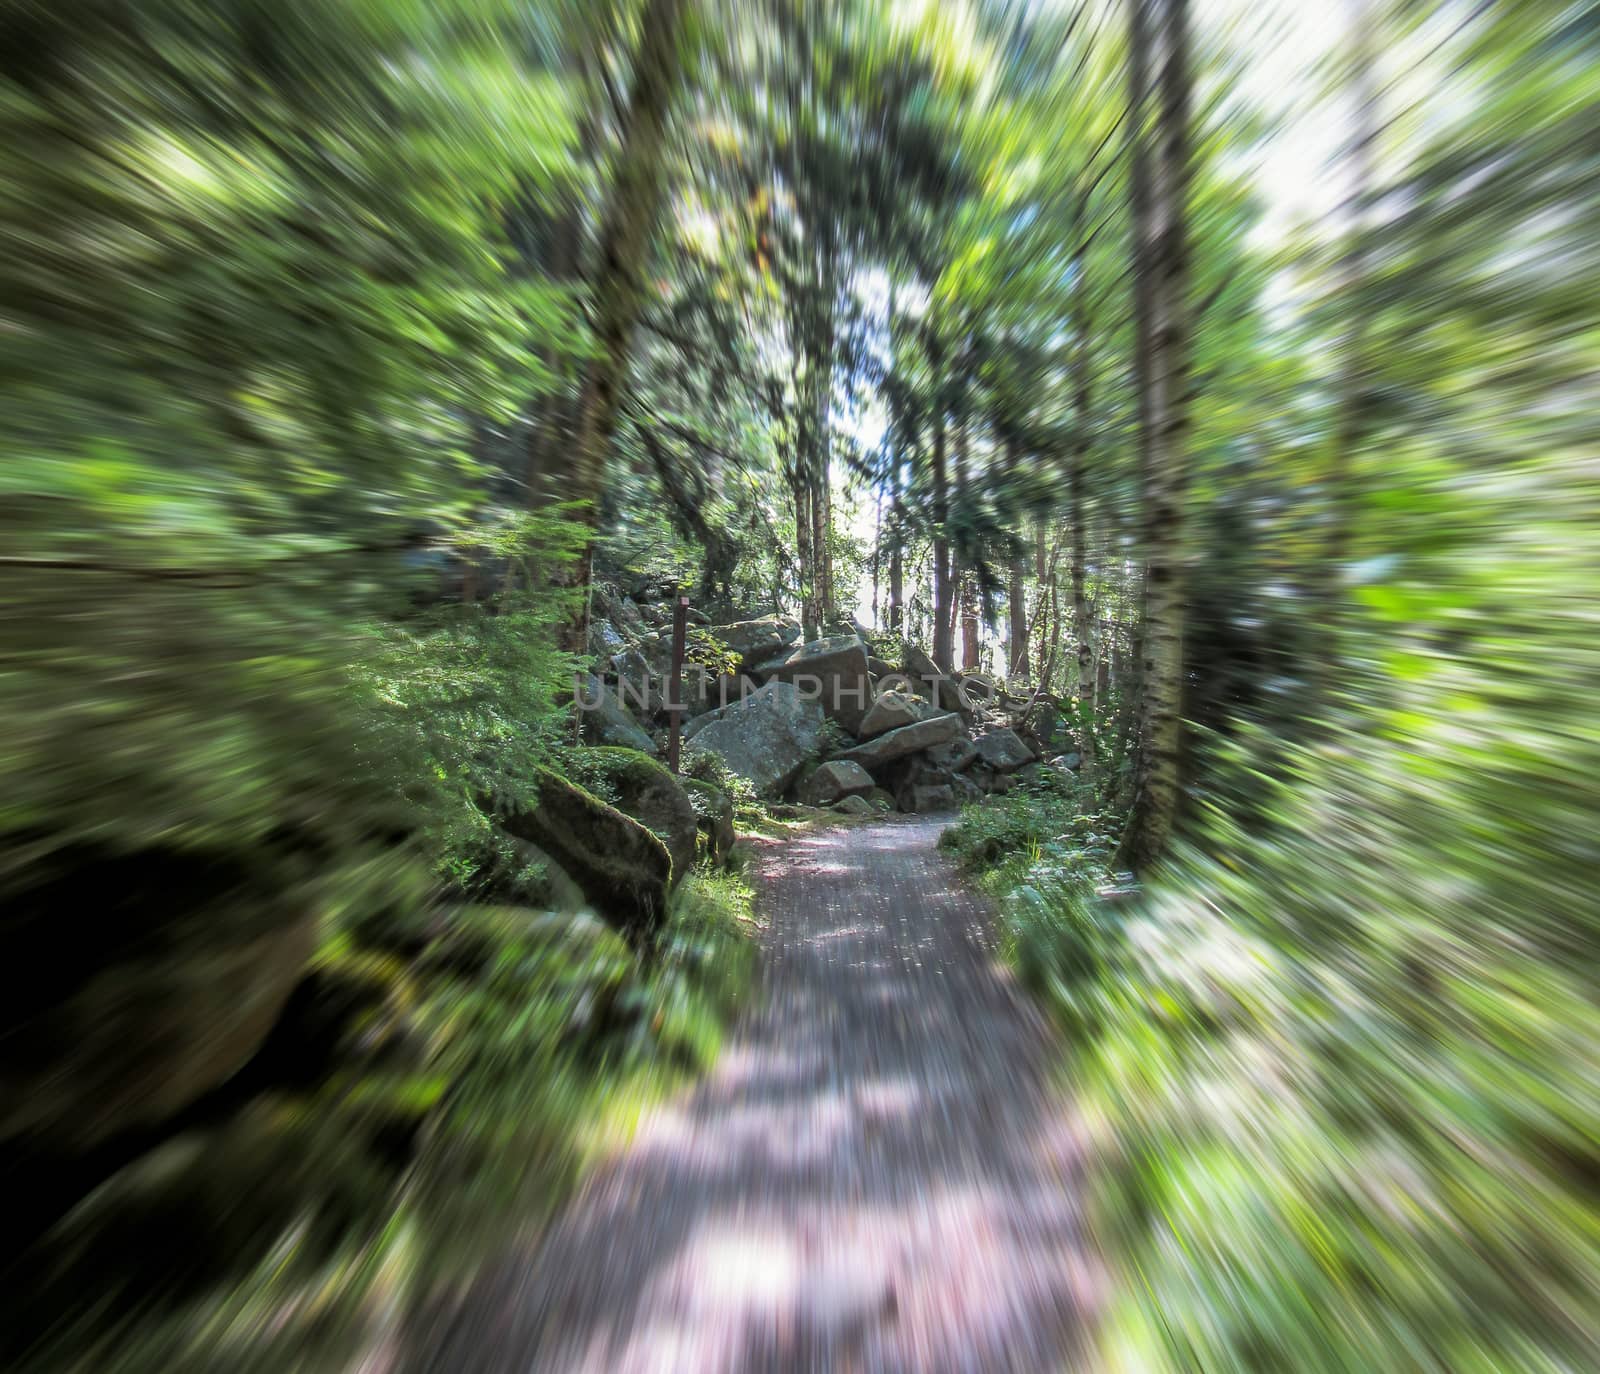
<box><xmin>412</xmin><ymin>819</ymin><xmax>1100</xmax><ymax>1374</ymax></box>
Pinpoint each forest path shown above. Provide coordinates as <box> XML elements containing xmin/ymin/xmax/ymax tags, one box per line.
<box><xmin>414</xmin><ymin>817</ymin><xmax>1098</xmax><ymax>1374</ymax></box>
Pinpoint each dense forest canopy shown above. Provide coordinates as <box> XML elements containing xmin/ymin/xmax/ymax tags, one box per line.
<box><xmin>2</xmin><ymin>0</ymin><xmax>1596</xmax><ymax>1369</ymax></box>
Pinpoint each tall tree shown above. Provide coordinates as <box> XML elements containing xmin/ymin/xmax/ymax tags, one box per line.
<box><xmin>566</xmin><ymin>0</ymin><xmax>692</xmax><ymax>647</ymax></box>
<box><xmin>1118</xmin><ymin>0</ymin><xmax>1193</xmax><ymax>871</ymax></box>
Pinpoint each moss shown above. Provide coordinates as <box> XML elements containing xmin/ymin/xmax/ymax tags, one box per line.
<box><xmin>501</xmin><ymin>767</ymin><xmax>672</xmax><ymax>944</ymax></box>
<box><xmin>567</xmin><ymin>748</ymin><xmax>699</xmax><ymax>888</ymax></box>
<box><xmin>680</xmin><ymin>777</ymin><xmax>737</xmax><ymax>864</ymax></box>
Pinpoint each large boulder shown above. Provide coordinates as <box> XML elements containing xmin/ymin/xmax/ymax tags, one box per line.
<box><xmin>576</xmin><ymin>674</ymin><xmax>658</xmax><ymax>755</ymax></box>
<box><xmin>680</xmin><ymin>666</ymin><xmax>750</xmax><ymax>719</ymax></box>
<box><xmin>905</xmin><ymin>784</ymin><xmax>957</xmax><ymax>813</ymax></box>
<box><xmin>582</xmin><ymin>748</ymin><xmax>699</xmax><ymax>885</ymax></box>
<box><xmin>609</xmin><ymin>647</ymin><xmax>665</xmax><ymax>718</ymax></box>
<box><xmin>587</xmin><ymin>618</ymin><xmax>626</xmax><ymax>661</ymax></box>
<box><xmin>765</xmin><ymin>635</ymin><xmax>873</xmax><ymax>733</ymax></box>
<box><xmin>684</xmin><ymin>681</ymin><xmax>826</xmax><ymax>799</ymax></box>
<box><xmin>505</xmin><ymin>838</ymin><xmax>588</xmax><ymax>912</ymax></box>
<box><xmin>797</xmin><ymin>760</ymin><xmax>875</xmax><ymax>807</ymax></box>
<box><xmin>707</xmin><ymin>616</ymin><xmax>801</xmax><ymax>672</ymax></box>
<box><xmin>1</xmin><ymin>849</ymin><xmax>318</xmax><ymax>1153</ymax></box>
<box><xmin>972</xmin><ymin>728</ymin><xmax>1036</xmax><ymax>773</ymax></box>
<box><xmin>902</xmin><ymin>643</ymin><xmax>972</xmax><ymax>718</ymax></box>
<box><xmin>681</xmin><ymin>778</ymin><xmax>736</xmax><ymax>865</ymax></box>
<box><xmin>502</xmin><ymin>768</ymin><xmax>672</xmax><ymax>943</ymax></box>
<box><xmin>924</xmin><ymin>735</ymin><xmax>980</xmax><ymax>773</ymax></box>
<box><xmin>840</xmin><ymin>711</ymin><xmax>964</xmax><ymax>771</ymax></box>
<box><xmin>857</xmin><ymin>690</ymin><xmax>928</xmax><ymax>740</ymax></box>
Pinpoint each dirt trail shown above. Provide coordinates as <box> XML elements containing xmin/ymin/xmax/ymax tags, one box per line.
<box><xmin>413</xmin><ymin>817</ymin><xmax>1097</xmax><ymax>1373</ymax></box>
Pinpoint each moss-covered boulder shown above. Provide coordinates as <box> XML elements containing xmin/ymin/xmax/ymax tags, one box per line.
<box><xmin>580</xmin><ymin>748</ymin><xmax>699</xmax><ymax>886</ymax></box>
<box><xmin>0</xmin><ymin>847</ymin><xmax>318</xmax><ymax>1154</ymax></box>
<box><xmin>500</xmin><ymin>769</ymin><xmax>672</xmax><ymax>943</ymax></box>
<box><xmin>681</xmin><ymin>778</ymin><xmax>736</xmax><ymax>865</ymax></box>
<box><xmin>503</xmin><ymin>838</ymin><xmax>588</xmax><ymax>913</ymax></box>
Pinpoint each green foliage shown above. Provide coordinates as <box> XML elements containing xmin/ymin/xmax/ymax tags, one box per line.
<box><xmin>683</xmin><ymin>748</ymin><xmax>761</xmax><ymax>818</ymax></box>
<box><xmin>957</xmin><ymin>6</ymin><xmax>1600</xmax><ymax>1366</ymax></box>
<box><xmin>354</xmin><ymin>520</ymin><xmax>587</xmax><ymax>884</ymax></box>
<box><xmin>19</xmin><ymin>870</ymin><xmax>758</xmax><ymax>1373</ymax></box>
<box><xmin>0</xmin><ymin>0</ymin><xmax>582</xmax><ymax>892</ymax></box>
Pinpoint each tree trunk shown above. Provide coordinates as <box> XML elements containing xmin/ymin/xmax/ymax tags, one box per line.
<box><xmin>1069</xmin><ymin>286</ymin><xmax>1097</xmax><ymax>770</ymax></box>
<box><xmin>961</xmin><ymin>575</ymin><xmax>981</xmax><ymax>671</ymax></box>
<box><xmin>1008</xmin><ymin>555</ymin><xmax>1029</xmax><ymax>684</ymax></box>
<box><xmin>562</xmin><ymin>0</ymin><xmax>690</xmax><ymax>651</ymax></box>
<box><xmin>1034</xmin><ymin>515</ymin><xmax>1051</xmax><ymax>689</ymax></box>
<box><xmin>793</xmin><ymin>471</ymin><xmax>819</xmax><ymax>641</ymax></box>
<box><xmin>930</xmin><ymin>356</ymin><xmax>953</xmax><ymax>671</ymax></box>
<box><xmin>1118</xmin><ymin>0</ymin><xmax>1193</xmax><ymax>874</ymax></box>
<box><xmin>813</xmin><ymin>468</ymin><xmax>831</xmax><ymax>627</ymax></box>
<box><xmin>870</xmin><ymin>488</ymin><xmax>882</xmax><ymax>628</ymax></box>
<box><xmin>888</xmin><ymin>478</ymin><xmax>905</xmax><ymax>634</ymax></box>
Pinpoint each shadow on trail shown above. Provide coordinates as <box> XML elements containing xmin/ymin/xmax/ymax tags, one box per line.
<box><xmin>407</xmin><ymin>818</ymin><xmax>1099</xmax><ymax>1374</ymax></box>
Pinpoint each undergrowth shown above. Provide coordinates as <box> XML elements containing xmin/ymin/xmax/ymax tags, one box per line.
<box><xmin>15</xmin><ymin>865</ymin><xmax>759</xmax><ymax>1374</ymax></box>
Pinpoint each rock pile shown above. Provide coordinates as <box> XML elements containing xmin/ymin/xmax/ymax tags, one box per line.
<box><xmin>580</xmin><ymin>584</ymin><xmax>1079</xmax><ymax>817</ymax></box>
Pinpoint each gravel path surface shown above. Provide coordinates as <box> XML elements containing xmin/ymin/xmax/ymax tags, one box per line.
<box><xmin>412</xmin><ymin>817</ymin><xmax>1097</xmax><ymax>1373</ymax></box>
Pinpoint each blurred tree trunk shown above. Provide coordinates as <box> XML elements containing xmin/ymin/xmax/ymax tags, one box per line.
<box><xmin>1318</xmin><ymin>0</ymin><xmax>1381</xmax><ymax>672</ymax></box>
<box><xmin>1008</xmin><ymin>558</ymin><xmax>1029</xmax><ymax>684</ymax></box>
<box><xmin>1118</xmin><ymin>0</ymin><xmax>1193</xmax><ymax>873</ymax></box>
<box><xmin>1033</xmin><ymin>514</ymin><xmax>1051</xmax><ymax>687</ymax></box>
<box><xmin>814</xmin><ymin>469</ymin><xmax>832</xmax><ymax>624</ymax></box>
<box><xmin>1069</xmin><ymin>263</ymin><xmax>1097</xmax><ymax>770</ymax></box>
<box><xmin>930</xmin><ymin>342</ymin><xmax>953</xmax><ymax>671</ymax></box>
<box><xmin>793</xmin><ymin>470</ymin><xmax>819</xmax><ymax>640</ymax></box>
<box><xmin>870</xmin><ymin>489</ymin><xmax>882</xmax><ymax>628</ymax></box>
<box><xmin>1003</xmin><ymin>433</ymin><xmax>1030</xmax><ymax>684</ymax></box>
<box><xmin>961</xmin><ymin>577</ymin><xmax>980</xmax><ymax>671</ymax></box>
<box><xmin>563</xmin><ymin>0</ymin><xmax>690</xmax><ymax>650</ymax></box>
<box><xmin>888</xmin><ymin>476</ymin><xmax>905</xmax><ymax>633</ymax></box>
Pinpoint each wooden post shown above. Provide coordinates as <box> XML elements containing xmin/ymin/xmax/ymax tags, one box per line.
<box><xmin>667</xmin><ymin>592</ymin><xmax>689</xmax><ymax>773</ymax></box>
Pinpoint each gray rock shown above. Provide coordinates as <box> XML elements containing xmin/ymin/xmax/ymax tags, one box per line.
<box><xmin>502</xmin><ymin>768</ymin><xmax>672</xmax><ymax>943</ymax></box>
<box><xmin>684</xmin><ymin>681</ymin><xmax>826</xmax><ymax>798</ymax></box>
<box><xmin>583</xmin><ymin>748</ymin><xmax>700</xmax><ymax>886</ymax></box>
<box><xmin>904</xmin><ymin>783</ymin><xmax>956</xmax><ymax>813</ymax></box>
<box><xmin>1052</xmin><ymin>751</ymin><xmax>1083</xmax><ymax>771</ymax></box>
<box><xmin>708</xmin><ymin>616</ymin><xmax>801</xmax><ymax>671</ymax></box>
<box><xmin>616</xmin><ymin>597</ymin><xmax>647</xmax><ymax>635</ymax></box>
<box><xmin>745</xmin><ymin>648</ymin><xmax>797</xmax><ymax>682</ymax></box>
<box><xmin>678</xmin><ymin>666</ymin><xmax>750</xmax><ymax>720</ymax></box>
<box><xmin>507</xmin><ymin>838</ymin><xmax>588</xmax><ymax>912</ymax></box>
<box><xmin>588</xmin><ymin>617</ymin><xmax>626</xmax><ymax>660</ymax></box>
<box><xmin>577</xmin><ymin>674</ymin><xmax>658</xmax><ymax>754</ymax></box>
<box><xmin>857</xmin><ymin>690</ymin><xmax>926</xmax><ymax>740</ymax></box>
<box><xmin>840</xmin><ymin>711</ymin><xmax>964</xmax><ymax>770</ymax></box>
<box><xmin>681</xmin><ymin>777</ymin><xmax>736</xmax><ymax>865</ymax></box>
<box><xmin>866</xmin><ymin>655</ymin><xmax>898</xmax><ymax>679</ymax></box>
<box><xmin>798</xmin><ymin>759</ymin><xmax>875</xmax><ymax>807</ymax></box>
<box><xmin>610</xmin><ymin>647</ymin><xmax>665</xmax><ymax>717</ymax></box>
<box><xmin>924</xmin><ymin>735</ymin><xmax>979</xmax><ymax>773</ymax></box>
<box><xmin>766</xmin><ymin>635</ymin><xmax>873</xmax><ymax>733</ymax></box>
<box><xmin>831</xmin><ymin>794</ymin><xmax>876</xmax><ymax>816</ymax></box>
<box><xmin>956</xmin><ymin>670</ymin><xmax>1000</xmax><ymax>705</ymax></box>
<box><xmin>973</xmin><ymin>728</ymin><xmax>1035</xmax><ymax>773</ymax></box>
<box><xmin>900</xmin><ymin>643</ymin><xmax>969</xmax><ymax>714</ymax></box>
